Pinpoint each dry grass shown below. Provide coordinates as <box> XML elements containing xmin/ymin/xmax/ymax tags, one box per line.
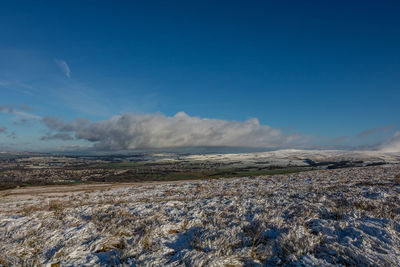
<box><xmin>394</xmin><ymin>173</ymin><xmax>400</xmax><ymax>184</ymax></box>
<box><xmin>0</xmin><ymin>165</ymin><xmax>399</xmax><ymax>266</ymax></box>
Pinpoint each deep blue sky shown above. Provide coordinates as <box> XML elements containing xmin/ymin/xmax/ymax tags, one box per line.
<box><xmin>1</xmin><ymin>1</ymin><xmax>399</xmax><ymax>151</ymax></box>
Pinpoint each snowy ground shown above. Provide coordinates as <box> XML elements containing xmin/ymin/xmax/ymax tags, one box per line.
<box><xmin>0</xmin><ymin>165</ymin><xmax>400</xmax><ymax>266</ymax></box>
<box><xmin>181</xmin><ymin>149</ymin><xmax>400</xmax><ymax>166</ymax></box>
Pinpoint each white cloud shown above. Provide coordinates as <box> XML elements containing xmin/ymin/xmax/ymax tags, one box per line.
<box><xmin>42</xmin><ymin>112</ymin><xmax>301</xmax><ymax>150</ymax></box>
<box><xmin>54</xmin><ymin>59</ymin><xmax>71</xmax><ymax>78</ymax></box>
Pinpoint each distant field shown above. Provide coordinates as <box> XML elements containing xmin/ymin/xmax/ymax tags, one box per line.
<box><xmin>88</xmin><ymin>164</ymin><xmax>311</xmax><ymax>182</ymax></box>
<box><xmin>1</xmin><ymin>149</ymin><xmax>399</xmax><ymax>191</ymax></box>
<box><xmin>0</xmin><ymin>157</ymin><xmax>312</xmax><ymax>190</ymax></box>
<box><xmin>87</xmin><ymin>161</ymin><xmax>147</xmax><ymax>169</ymax></box>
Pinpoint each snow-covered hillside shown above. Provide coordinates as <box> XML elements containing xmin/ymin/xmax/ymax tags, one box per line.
<box><xmin>0</xmin><ymin>165</ymin><xmax>399</xmax><ymax>266</ymax></box>
<box><xmin>181</xmin><ymin>149</ymin><xmax>400</xmax><ymax>166</ymax></box>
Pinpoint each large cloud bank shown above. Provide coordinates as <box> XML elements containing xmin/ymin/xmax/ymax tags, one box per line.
<box><xmin>42</xmin><ymin>112</ymin><xmax>299</xmax><ymax>150</ymax></box>
<box><xmin>380</xmin><ymin>131</ymin><xmax>400</xmax><ymax>152</ymax></box>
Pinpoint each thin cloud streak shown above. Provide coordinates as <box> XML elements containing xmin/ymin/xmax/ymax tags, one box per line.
<box><xmin>0</xmin><ymin>105</ymin><xmax>41</xmax><ymax>124</ymax></box>
<box><xmin>54</xmin><ymin>59</ymin><xmax>71</xmax><ymax>78</ymax></box>
<box><xmin>41</xmin><ymin>132</ymin><xmax>74</xmax><ymax>141</ymax></box>
<box><xmin>357</xmin><ymin>125</ymin><xmax>395</xmax><ymax>139</ymax></box>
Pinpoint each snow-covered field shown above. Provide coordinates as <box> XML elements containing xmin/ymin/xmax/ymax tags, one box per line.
<box><xmin>0</xmin><ymin>165</ymin><xmax>400</xmax><ymax>266</ymax></box>
<box><xmin>181</xmin><ymin>149</ymin><xmax>400</xmax><ymax>166</ymax></box>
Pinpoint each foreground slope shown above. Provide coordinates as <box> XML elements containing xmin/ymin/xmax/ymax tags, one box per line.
<box><xmin>0</xmin><ymin>165</ymin><xmax>400</xmax><ymax>266</ymax></box>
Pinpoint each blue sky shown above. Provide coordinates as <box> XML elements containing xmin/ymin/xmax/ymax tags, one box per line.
<box><xmin>1</xmin><ymin>1</ymin><xmax>400</xmax><ymax>151</ymax></box>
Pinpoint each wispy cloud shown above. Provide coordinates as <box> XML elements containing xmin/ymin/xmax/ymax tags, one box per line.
<box><xmin>357</xmin><ymin>125</ymin><xmax>395</xmax><ymax>139</ymax></box>
<box><xmin>0</xmin><ymin>104</ymin><xmax>42</xmax><ymax>124</ymax></box>
<box><xmin>0</xmin><ymin>126</ymin><xmax>16</xmax><ymax>139</ymax></box>
<box><xmin>7</xmin><ymin>131</ymin><xmax>16</xmax><ymax>139</ymax></box>
<box><xmin>54</xmin><ymin>59</ymin><xmax>71</xmax><ymax>78</ymax></box>
<box><xmin>41</xmin><ymin>112</ymin><xmax>302</xmax><ymax>150</ymax></box>
<box><xmin>0</xmin><ymin>79</ymin><xmax>36</xmax><ymax>95</ymax></box>
<box><xmin>41</xmin><ymin>132</ymin><xmax>74</xmax><ymax>141</ymax></box>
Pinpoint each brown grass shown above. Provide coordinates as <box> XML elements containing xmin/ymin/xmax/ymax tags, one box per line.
<box><xmin>95</xmin><ymin>238</ymin><xmax>125</xmax><ymax>253</ymax></box>
<box><xmin>394</xmin><ymin>174</ymin><xmax>400</xmax><ymax>184</ymax></box>
<box><xmin>0</xmin><ymin>255</ymin><xmax>8</xmax><ymax>267</ymax></box>
<box><xmin>168</xmin><ymin>229</ymin><xmax>180</xmax><ymax>234</ymax></box>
